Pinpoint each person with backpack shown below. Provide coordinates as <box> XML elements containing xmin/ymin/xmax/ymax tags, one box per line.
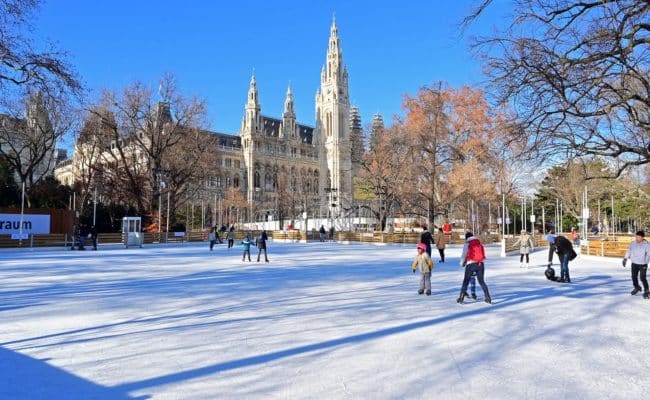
<box><xmin>420</xmin><ymin>226</ymin><xmax>434</xmax><ymax>258</ymax></box>
<box><xmin>256</xmin><ymin>230</ymin><xmax>270</xmax><ymax>263</ymax></box>
<box><xmin>412</xmin><ymin>243</ymin><xmax>434</xmax><ymax>295</ymax></box>
<box><xmin>513</xmin><ymin>230</ymin><xmax>535</xmax><ymax>268</ymax></box>
<box><xmin>457</xmin><ymin>232</ymin><xmax>491</xmax><ymax>304</ymax></box>
<box><xmin>622</xmin><ymin>230</ymin><xmax>650</xmax><ymax>298</ymax></box>
<box><xmin>552</xmin><ymin>234</ymin><xmax>577</xmax><ymax>283</ymax></box>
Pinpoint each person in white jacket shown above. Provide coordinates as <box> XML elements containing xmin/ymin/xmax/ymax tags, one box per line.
<box><xmin>623</xmin><ymin>230</ymin><xmax>650</xmax><ymax>298</ymax></box>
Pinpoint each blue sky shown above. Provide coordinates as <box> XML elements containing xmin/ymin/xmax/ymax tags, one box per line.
<box><xmin>36</xmin><ymin>0</ymin><xmax>512</xmax><ymax>134</ymax></box>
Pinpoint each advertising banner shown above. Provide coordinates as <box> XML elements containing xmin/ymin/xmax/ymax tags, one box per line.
<box><xmin>0</xmin><ymin>214</ymin><xmax>50</xmax><ymax>234</ymax></box>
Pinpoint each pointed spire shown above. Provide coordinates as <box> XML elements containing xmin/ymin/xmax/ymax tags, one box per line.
<box><xmin>247</xmin><ymin>71</ymin><xmax>259</xmax><ymax>108</ymax></box>
<box><xmin>284</xmin><ymin>83</ymin><xmax>294</xmax><ymax>115</ymax></box>
<box><xmin>331</xmin><ymin>12</ymin><xmax>337</xmax><ymax>33</ymax></box>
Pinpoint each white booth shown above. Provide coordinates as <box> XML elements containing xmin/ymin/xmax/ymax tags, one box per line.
<box><xmin>122</xmin><ymin>217</ymin><xmax>143</xmax><ymax>248</ymax></box>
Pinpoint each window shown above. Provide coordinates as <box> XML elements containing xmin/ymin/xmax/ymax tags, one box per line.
<box><xmin>224</xmin><ymin>158</ymin><xmax>232</xmax><ymax>168</ymax></box>
<box><xmin>234</xmin><ymin>160</ymin><xmax>240</xmax><ymax>169</ymax></box>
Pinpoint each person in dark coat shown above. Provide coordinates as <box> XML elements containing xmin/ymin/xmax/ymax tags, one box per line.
<box><xmin>90</xmin><ymin>225</ymin><xmax>98</xmax><ymax>250</ymax></box>
<box><xmin>256</xmin><ymin>230</ymin><xmax>269</xmax><ymax>262</ymax></box>
<box><xmin>319</xmin><ymin>225</ymin><xmax>326</xmax><ymax>242</ymax></box>
<box><xmin>420</xmin><ymin>226</ymin><xmax>433</xmax><ymax>258</ymax></box>
<box><xmin>552</xmin><ymin>235</ymin><xmax>577</xmax><ymax>283</ymax></box>
<box><xmin>77</xmin><ymin>224</ymin><xmax>86</xmax><ymax>250</ymax></box>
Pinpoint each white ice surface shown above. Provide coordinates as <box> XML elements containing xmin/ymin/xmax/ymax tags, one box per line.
<box><xmin>0</xmin><ymin>242</ymin><xmax>647</xmax><ymax>400</ymax></box>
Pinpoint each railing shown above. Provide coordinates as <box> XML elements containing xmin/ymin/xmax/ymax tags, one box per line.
<box><xmin>581</xmin><ymin>240</ymin><xmax>629</xmax><ymax>258</ymax></box>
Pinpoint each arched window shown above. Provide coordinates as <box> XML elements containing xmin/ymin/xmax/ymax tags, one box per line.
<box><xmin>254</xmin><ymin>171</ymin><xmax>261</xmax><ymax>189</ymax></box>
<box><xmin>233</xmin><ymin>175</ymin><xmax>240</xmax><ymax>188</ymax></box>
<box><xmin>264</xmin><ymin>173</ymin><xmax>272</xmax><ymax>191</ymax></box>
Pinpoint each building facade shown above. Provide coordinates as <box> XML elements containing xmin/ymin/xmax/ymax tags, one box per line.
<box><xmin>55</xmin><ymin>17</ymin><xmax>361</xmax><ymax>226</ymax></box>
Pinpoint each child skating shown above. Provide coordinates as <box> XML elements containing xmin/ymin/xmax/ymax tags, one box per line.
<box><xmin>412</xmin><ymin>243</ymin><xmax>434</xmax><ymax>295</ymax></box>
<box><xmin>241</xmin><ymin>232</ymin><xmax>255</xmax><ymax>262</ymax></box>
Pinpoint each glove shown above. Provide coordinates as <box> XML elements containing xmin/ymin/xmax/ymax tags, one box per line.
<box><xmin>622</xmin><ymin>258</ymin><xmax>627</xmax><ymax>268</ymax></box>
<box><xmin>412</xmin><ymin>269</ymin><xmax>416</xmax><ymax>273</ymax></box>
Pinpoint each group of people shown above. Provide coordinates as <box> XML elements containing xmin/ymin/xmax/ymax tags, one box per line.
<box><xmin>410</xmin><ymin>226</ymin><xmax>650</xmax><ymax>304</ymax></box>
<box><xmin>208</xmin><ymin>225</ymin><xmax>270</xmax><ymax>263</ymax></box>
<box><xmin>319</xmin><ymin>225</ymin><xmax>335</xmax><ymax>242</ymax></box>
<box><xmin>70</xmin><ymin>223</ymin><xmax>98</xmax><ymax>251</ymax></box>
<box><xmin>411</xmin><ymin>229</ymin><xmax>491</xmax><ymax>304</ymax></box>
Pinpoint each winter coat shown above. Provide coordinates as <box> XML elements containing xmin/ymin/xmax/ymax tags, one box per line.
<box><xmin>625</xmin><ymin>240</ymin><xmax>650</xmax><ymax>265</ymax></box>
<box><xmin>460</xmin><ymin>237</ymin><xmax>485</xmax><ymax>266</ymax></box>
<box><xmin>412</xmin><ymin>253</ymin><xmax>434</xmax><ymax>274</ymax></box>
<box><xmin>513</xmin><ymin>234</ymin><xmax>534</xmax><ymax>254</ymax></box>
<box><xmin>420</xmin><ymin>231</ymin><xmax>433</xmax><ymax>246</ymax></box>
<box><xmin>256</xmin><ymin>231</ymin><xmax>268</xmax><ymax>249</ymax></box>
<box><xmin>227</xmin><ymin>231</ymin><xmax>235</xmax><ymax>240</ymax></box>
<box><xmin>435</xmin><ymin>233</ymin><xmax>446</xmax><ymax>250</ymax></box>
<box><xmin>554</xmin><ymin>235</ymin><xmax>577</xmax><ymax>260</ymax></box>
<box><xmin>241</xmin><ymin>237</ymin><xmax>254</xmax><ymax>251</ymax></box>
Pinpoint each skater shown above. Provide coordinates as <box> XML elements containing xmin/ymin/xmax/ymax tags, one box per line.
<box><xmin>622</xmin><ymin>230</ymin><xmax>650</xmax><ymax>298</ymax></box>
<box><xmin>329</xmin><ymin>226</ymin><xmax>335</xmax><ymax>242</ymax></box>
<box><xmin>227</xmin><ymin>227</ymin><xmax>235</xmax><ymax>249</ymax></box>
<box><xmin>435</xmin><ymin>228</ymin><xmax>446</xmax><ymax>262</ymax></box>
<box><xmin>571</xmin><ymin>228</ymin><xmax>580</xmax><ymax>247</ymax></box>
<box><xmin>208</xmin><ymin>228</ymin><xmax>217</xmax><ymax>251</ymax></box>
<box><xmin>241</xmin><ymin>232</ymin><xmax>254</xmax><ymax>262</ymax></box>
<box><xmin>214</xmin><ymin>226</ymin><xmax>223</xmax><ymax>244</ymax></box>
<box><xmin>77</xmin><ymin>224</ymin><xmax>86</xmax><ymax>250</ymax></box>
<box><xmin>420</xmin><ymin>226</ymin><xmax>433</xmax><ymax>258</ymax></box>
<box><xmin>513</xmin><ymin>230</ymin><xmax>534</xmax><ymax>268</ymax></box>
<box><xmin>551</xmin><ymin>234</ymin><xmax>577</xmax><ymax>283</ymax></box>
<box><xmin>256</xmin><ymin>230</ymin><xmax>269</xmax><ymax>262</ymax></box>
<box><xmin>442</xmin><ymin>220</ymin><xmax>452</xmax><ymax>235</ymax></box>
<box><xmin>457</xmin><ymin>232</ymin><xmax>491</xmax><ymax>304</ymax></box>
<box><xmin>411</xmin><ymin>243</ymin><xmax>434</xmax><ymax>295</ymax></box>
<box><xmin>90</xmin><ymin>225</ymin><xmax>98</xmax><ymax>250</ymax></box>
<box><xmin>319</xmin><ymin>225</ymin><xmax>326</xmax><ymax>242</ymax></box>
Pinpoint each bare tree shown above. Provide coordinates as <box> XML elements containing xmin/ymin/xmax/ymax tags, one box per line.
<box><xmin>0</xmin><ymin>0</ymin><xmax>80</xmax><ymax>97</ymax></box>
<box><xmin>0</xmin><ymin>91</ymin><xmax>77</xmax><ymax>206</ymax></box>
<box><xmin>87</xmin><ymin>75</ymin><xmax>216</xmax><ymax>226</ymax></box>
<box><xmin>466</xmin><ymin>0</ymin><xmax>650</xmax><ymax>177</ymax></box>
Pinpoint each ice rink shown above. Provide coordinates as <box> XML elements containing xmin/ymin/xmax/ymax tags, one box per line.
<box><xmin>1</xmin><ymin>241</ymin><xmax>646</xmax><ymax>399</ymax></box>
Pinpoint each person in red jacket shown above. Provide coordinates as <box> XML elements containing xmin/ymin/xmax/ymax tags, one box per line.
<box><xmin>457</xmin><ymin>232</ymin><xmax>492</xmax><ymax>304</ymax></box>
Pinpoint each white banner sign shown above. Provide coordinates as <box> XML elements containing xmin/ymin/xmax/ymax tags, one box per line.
<box><xmin>0</xmin><ymin>214</ymin><xmax>50</xmax><ymax>234</ymax></box>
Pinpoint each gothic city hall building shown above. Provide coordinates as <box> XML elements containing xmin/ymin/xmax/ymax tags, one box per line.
<box><xmin>55</xmin><ymin>18</ymin><xmax>364</xmax><ymax>225</ymax></box>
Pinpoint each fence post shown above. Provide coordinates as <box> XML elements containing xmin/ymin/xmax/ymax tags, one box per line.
<box><xmin>64</xmin><ymin>233</ymin><xmax>67</xmax><ymax>249</ymax></box>
<box><xmin>601</xmin><ymin>241</ymin><xmax>604</xmax><ymax>257</ymax></box>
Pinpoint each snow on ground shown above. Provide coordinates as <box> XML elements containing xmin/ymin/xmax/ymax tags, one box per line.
<box><xmin>0</xmin><ymin>241</ymin><xmax>647</xmax><ymax>400</ymax></box>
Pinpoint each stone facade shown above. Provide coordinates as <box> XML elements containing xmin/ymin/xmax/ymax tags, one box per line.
<box><xmin>55</xmin><ymin>17</ymin><xmax>359</xmax><ymax>224</ymax></box>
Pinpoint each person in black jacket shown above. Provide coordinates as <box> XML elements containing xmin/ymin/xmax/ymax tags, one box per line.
<box><xmin>552</xmin><ymin>235</ymin><xmax>577</xmax><ymax>283</ymax></box>
<box><xmin>90</xmin><ymin>225</ymin><xmax>98</xmax><ymax>250</ymax></box>
<box><xmin>256</xmin><ymin>230</ymin><xmax>269</xmax><ymax>262</ymax></box>
<box><xmin>420</xmin><ymin>226</ymin><xmax>433</xmax><ymax>258</ymax></box>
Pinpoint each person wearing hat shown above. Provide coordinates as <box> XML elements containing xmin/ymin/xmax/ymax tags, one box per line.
<box><xmin>412</xmin><ymin>242</ymin><xmax>434</xmax><ymax>295</ymax></box>
<box><xmin>457</xmin><ymin>232</ymin><xmax>491</xmax><ymax>304</ymax></box>
<box><xmin>513</xmin><ymin>229</ymin><xmax>535</xmax><ymax>268</ymax></box>
<box><xmin>623</xmin><ymin>231</ymin><xmax>650</xmax><ymax>298</ymax></box>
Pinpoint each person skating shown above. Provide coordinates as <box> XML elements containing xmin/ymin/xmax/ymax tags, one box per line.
<box><xmin>551</xmin><ymin>234</ymin><xmax>577</xmax><ymax>283</ymax></box>
<box><xmin>241</xmin><ymin>232</ymin><xmax>255</xmax><ymax>262</ymax></box>
<box><xmin>622</xmin><ymin>230</ymin><xmax>650</xmax><ymax>298</ymax></box>
<box><xmin>412</xmin><ymin>243</ymin><xmax>434</xmax><ymax>295</ymax></box>
<box><xmin>256</xmin><ymin>230</ymin><xmax>270</xmax><ymax>262</ymax></box>
<box><xmin>513</xmin><ymin>230</ymin><xmax>534</xmax><ymax>268</ymax></box>
<box><xmin>435</xmin><ymin>228</ymin><xmax>446</xmax><ymax>263</ymax></box>
<box><xmin>420</xmin><ymin>226</ymin><xmax>434</xmax><ymax>258</ymax></box>
<box><xmin>227</xmin><ymin>227</ymin><xmax>235</xmax><ymax>249</ymax></box>
<box><xmin>90</xmin><ymin>225</ymin><xmax>98</xmax><ymax>250</ymax></box>
<box><xmin>319</xmin><ymin>225</ymin><xmax>326</xmax><ymax>242</ymax></box>
<box><xmin>457</xmin><ymin>232</ymin><xmax>491</xmax><ymax>304</ymax></box>
<box><xmin>208</xmin><ymin>228</ymin><xmax>217</xmax><ymax>251</ymax></box>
